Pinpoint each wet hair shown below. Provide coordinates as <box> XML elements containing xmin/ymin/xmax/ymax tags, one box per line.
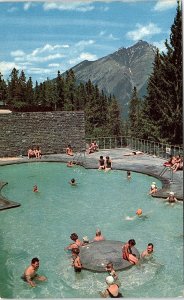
<box><xmin>106</xmin><ymin>262</ymin><xmax>113</xmax><ymax>268</ymax></box>
<box><xmin>148</xmin><ymin>243</ymin><xmax>154</xmax><ymax>247</ymax></box>
<box><xmin>70</xmin><ymin>233</ymin><xmax>78</xmax><ymax>241</ymax></box>
<box><xmin>128</xmin><ymin>239</ymin><xmax>136</xmax><ymax>246</ymax></box>
<box><xmin>71</xmin><ymin>178</ymin><xmax>75</xmax><ymax>183</ymax></box>
<box><xmin>96</xmin><ymin>229</ymin><xmax>101</xmax><ymax>236</ymax></box>
<box><xmin>100</xmin><ymin>156</ymin><xmax>103</xmax><ymax>159</ymax></box>
<box><xmin>31</xmin><ymin>257</ymin><xmax>39</xmax><ymax>264</ymax></box>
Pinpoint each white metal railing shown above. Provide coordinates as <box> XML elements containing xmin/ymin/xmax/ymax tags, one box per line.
<box><xmin>85</xmin><ymin>136</ymin><xmax>183</xmax><ymax>160</ymax></box>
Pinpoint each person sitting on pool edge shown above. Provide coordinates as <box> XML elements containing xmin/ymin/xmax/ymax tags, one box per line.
<box><xmin>93</xmin><ymin>229</ymin><xmax>105</xmax><ymax>241</ymax></box>
<box><xmin>141</xmin><ymin>243</ymin><xmax>154</xmax><ymax>259</ymax></box>
<box><xmin>66</xmin><ymin>144</ymin><xmax>73</xmax><ymax>156</ymax></box>
<box><xmin>100</xmin><ymin>275</ymin><xmax>123</xmax><ymax>298</ymax></box>
<box><xmin>21</xmin><ymin>257</ymin><xmax>46</xmax><ymax>287</ymax></box>
<box><xmin>98</xmin><ymin>155</ymin><xmax>105</xmax><ymax>170</ymax></box>
<box><xmin>122</xmin><ymin>239</ymin><xmax>139</xmax><ymax>265</ymax></box>
<box><xmin>65</xmin><ymin>233</ymin><xmax>82</xmax><ymax>250</ymax></box>
<box><xmin>105</xmin><ymin>156</ymin><xmax>112</xmax><ymax>171</ymax></box>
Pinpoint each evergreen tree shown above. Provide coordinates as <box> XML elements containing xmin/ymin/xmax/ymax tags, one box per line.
<box><xmin>107</xmin><ymin>95</ymin><xmax>122</xmax><ymax>136</ymax></box>
<box><xmin>26</xmin><ymin>77</ymin><xmax>34</xmax><ymax>108</ymax></box>
<box><xmin>128</xmin><ymin>86</ymin><xmax>141</xmax><ymax>137</ymax></box>
<box><xmin>0</xmin><ymin>72</ymin><xmax>7</xmax><ymax>106</ymax></box>
<box><xmin>140</xmin><ymin>1</ymin><xmax>182</xmax><ymax>144</ymax></box>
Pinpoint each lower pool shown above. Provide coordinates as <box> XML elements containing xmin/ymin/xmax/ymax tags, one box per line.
<box><xmin>0</xmin><ymin>162</ymin><xmax>183</xmax><ymax>298</ymax></box>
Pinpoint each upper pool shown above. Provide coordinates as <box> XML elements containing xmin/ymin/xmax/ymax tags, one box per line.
<box><xmin>0</xmin><ymin>162</ymin><xmax>183</xmax><ymax>298</ymax></box>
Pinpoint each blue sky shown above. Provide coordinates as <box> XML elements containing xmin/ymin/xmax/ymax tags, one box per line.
<box><xmin>0</xmin><ymin>0</ymin><xmax>177</xmax><ymax>84</ymax></box>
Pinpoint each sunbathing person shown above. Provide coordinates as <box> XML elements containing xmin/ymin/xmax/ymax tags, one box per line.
<box><xmin>171</xmin><ymin>155</ymin><xmax>183</xmax><ymax>172</ymax></box>
<box><xmin>35</xmin><ymin>146</ymin><xmax>42</xmax><ymax>159</ymax></box>
<box><xmin>88</xmin><ymin>140</ymin><xmax>99</xmax><ymax>154</ymax></box>
<box><xmin>163</xmin><ymin>155</ymin><xmax>176</xmax><ymax>167</ymax></box>
<box><xmin>124</xmin><ymin>151</ymin><xmax>143</xmax><ymax>156</ymax></box>
<box><xmin>66</xmin><ymin>144</ymin><xmax>73</xmax><ymax>156</ymax></box>
<box><xmin>27</xmin><ymin>148</ymin><xmax>35</xmax><ymax>159</ymax></box>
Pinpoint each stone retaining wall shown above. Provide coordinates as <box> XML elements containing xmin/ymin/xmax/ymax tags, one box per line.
<box><xmin>0</xmin><ymin>111</ymin><xmax>85</xmax><ymax>157</ymax></box>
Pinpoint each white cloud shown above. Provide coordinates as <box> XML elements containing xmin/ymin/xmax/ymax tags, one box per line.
<box><xmin>126</xmin><ymin>23</ymin><xmax>161</xmax><ymax>41</ymax></box>
<box><xmin>152</xmin><ymin>40</ymin><xmax>167</xmax><ymax>53</ymax></box>
<box><xmin>7</xmin><ymin>6</ymin><xmax>18</xmax><ymax>13</ymax></box>
<box><xmin>48</xmin><ymin>63</ymin><xmax>61</xmax><ymax>67</ymax></box>
<box><xmin>75</xmin><ymin>40</ymin><xmax>95</xmax><ymax>47</ymax></box>
<box><xmin>108</xmin><ymin>33</ymin><xmax>119</xmax><ymax>40</ymax></box>
<box><xmin>153</xmin><ymin>0</ymin><xmax>177</xmax><ymax>11</ymax></box>
<box><xmin>28</xmin><ymin>67</ymin><xmax>52</xmax><ymax>75</ymax></box>
<box><xmin>43</xmin><ymin>1</ymin><xmax>94</xmax><ymax>12</ymax></box>
<box><xmin>10</xmin><ymin>50</ymin><xmax>25</xmax><ymax>57</ymax></box>
<box><xmin>69</xmin><ymin>52</ymin><xmax>97</xmax><ymax>65</ymax></box>
<box><xmin>23</xmin><ymin>2</ymin><xmax>32</xmax><ymax>10</ymax></box>
<box><xmin>0</xmin><ymin>61</ymin><xmax>19</xmax><ymax>74</ymax></box>
<box><xmin>15</xmin><ymin>53</ymin><xmax>65</xmax><ymax>63</ymax></box>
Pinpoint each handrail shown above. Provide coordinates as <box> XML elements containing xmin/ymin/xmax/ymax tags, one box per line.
<box><xmin>85</xmin><ymin>136</ymin><xmax>183</xmax><ymax>160</ymax></box>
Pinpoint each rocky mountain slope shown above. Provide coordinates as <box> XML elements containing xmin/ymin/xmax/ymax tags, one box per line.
<box><xmin>66</xmin><ymin>40</ymin><xmax>156</xmax><ymax>117</ymax></box>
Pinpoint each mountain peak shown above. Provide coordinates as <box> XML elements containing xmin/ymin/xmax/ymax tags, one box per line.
<box><xmin>62</xmin><ymin>41</ymin><xmax>155</xmax><ymax>117</ymax></box>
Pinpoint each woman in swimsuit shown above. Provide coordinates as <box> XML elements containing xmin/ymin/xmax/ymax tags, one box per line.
<box><xmin>100</xmin><ymin>276</ymin><xmax>122</xmax><ymax>298</ymax></box>
<box><xmin>65</xmin><ymin>233</ymin><xmax>82</xmax><ymax>250</ymax></box>
<box><xmin>122</xmin><ymin>239</ymin><xmax>138</xmax><ymax>265</ymax></box>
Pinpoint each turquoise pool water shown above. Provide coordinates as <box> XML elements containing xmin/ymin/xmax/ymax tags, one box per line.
<box><xmin>0</xmin><ymin>162</ymin><xmax>183</xmax><ymax>298</ymax></box>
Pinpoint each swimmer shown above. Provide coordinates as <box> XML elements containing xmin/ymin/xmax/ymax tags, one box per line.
<box><xmin>127</xmin><ymin>170</ymin><xmax>131</xmax><ymax>179</ymax></box>
<box><xmin>72</xmin><ymin>248</ymin><xmax>82</xmax><ymax>272</ymax></box>
<box><xmin>65</xmin><ymin>233</ymin><xmax>82</xmax><ymax>250</ymax></box>
<box><xmin>67</xmin><ymin>161</ymin><xmax>73</xmax><ymax>167</ymax></box>
<box><xmin>33</xmin><ymin>185</ymin><xmax>38</xmax><ymax>192</ymax></box>
<box><xmin>106</xmin><ymin>262</ymin><xmax>118</xmax><ymax>280</ymax></box>
<box><xmin>136</xmin><ymin>209</ymin><xmax>148</xmax><ymax>220</ymax></box>
<box><xmin>21</xmin><ymin>257</ymin><xmax>46</xmax><ymax>287</ymax></box>
<box><xmin>100</xmin><ymin>275</ymin><xmax>122</xmax><ymax>298</ymax></box>
<box><xmin>165</xmin><ymin>192</ymin><xmax>178</xmax><ymax>204</ymax></box>
<box><xmin>122</xmin><ymin>239</ymin><xmax>139</xmax><ymax>265</ymax></box>
<box><xmin>141</xmin><ymin>243</ymin><xmax>154</xmax><ymax>259</ymax></box>
<box><xmin>82</xmin><ymin>236</ymin><xmax>90</xmax><ymax>246</ymax></box>
<box><xmin>69</xmin><ymin>178</ymin><xmax>77</xmax><ymax>186</ymax></box>
<box><xmin>149</xmin><ymin>182</ymin><xmax>158</xmax><ymax>195</ymax></box>
<box><xmin>93</xmin><ymin>229</ymin><xmax>105</xmax><ymax>241</ymax></box>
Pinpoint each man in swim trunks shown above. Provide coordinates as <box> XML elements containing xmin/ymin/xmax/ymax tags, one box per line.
<box><xmin>122</xmin><ymin>239</ymin><xmax>139</xmax><ymax>265</ymax></box>
<box><xmin>21</xmin><ymin>257</ymin><xmax>46</xmax><ymax>287</ymax></box>
<box><xmin>141</xmin><ymin>243</ymin><xmax>154</xmax><ymax>259</ymax></box>
<box><xmin>72</xmin><ymin>248</ymin><xmax>82</xmax><ymax>272</ymax></box>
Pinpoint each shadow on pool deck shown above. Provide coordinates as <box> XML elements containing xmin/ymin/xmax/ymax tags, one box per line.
<box><xmin>0</xmin><ymin>148</ymin><xmax>183</xmax><ymax>210</ymax></box>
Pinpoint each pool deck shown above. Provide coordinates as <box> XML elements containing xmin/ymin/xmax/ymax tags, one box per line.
<box><xmin>0</xmin><ymin>148</ymin><xmax>183</xmax><ymax>210</ymax></box>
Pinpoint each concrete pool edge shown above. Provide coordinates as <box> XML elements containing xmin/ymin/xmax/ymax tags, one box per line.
<box><xmin>0</xmin><ymin>150</ymin><xmax>183</xmax><ymax>210</ymax></box>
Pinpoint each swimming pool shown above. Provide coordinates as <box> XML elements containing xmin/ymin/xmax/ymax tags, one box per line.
<box><xmin>0</xmin><ymin>162</ymin><xmax>183</xmax><ymax>298</ymax></box>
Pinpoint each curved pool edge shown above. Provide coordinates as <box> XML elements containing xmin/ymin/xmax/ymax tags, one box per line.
<box><xmin>0</xmin><ymin>151</ymin><xmax>183</xmax><ymax>210</ymax></box>
<box><xmin>0</xmin><ymin>182</ymin><xmax>21</xmax><ymax>210</ymax></box>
